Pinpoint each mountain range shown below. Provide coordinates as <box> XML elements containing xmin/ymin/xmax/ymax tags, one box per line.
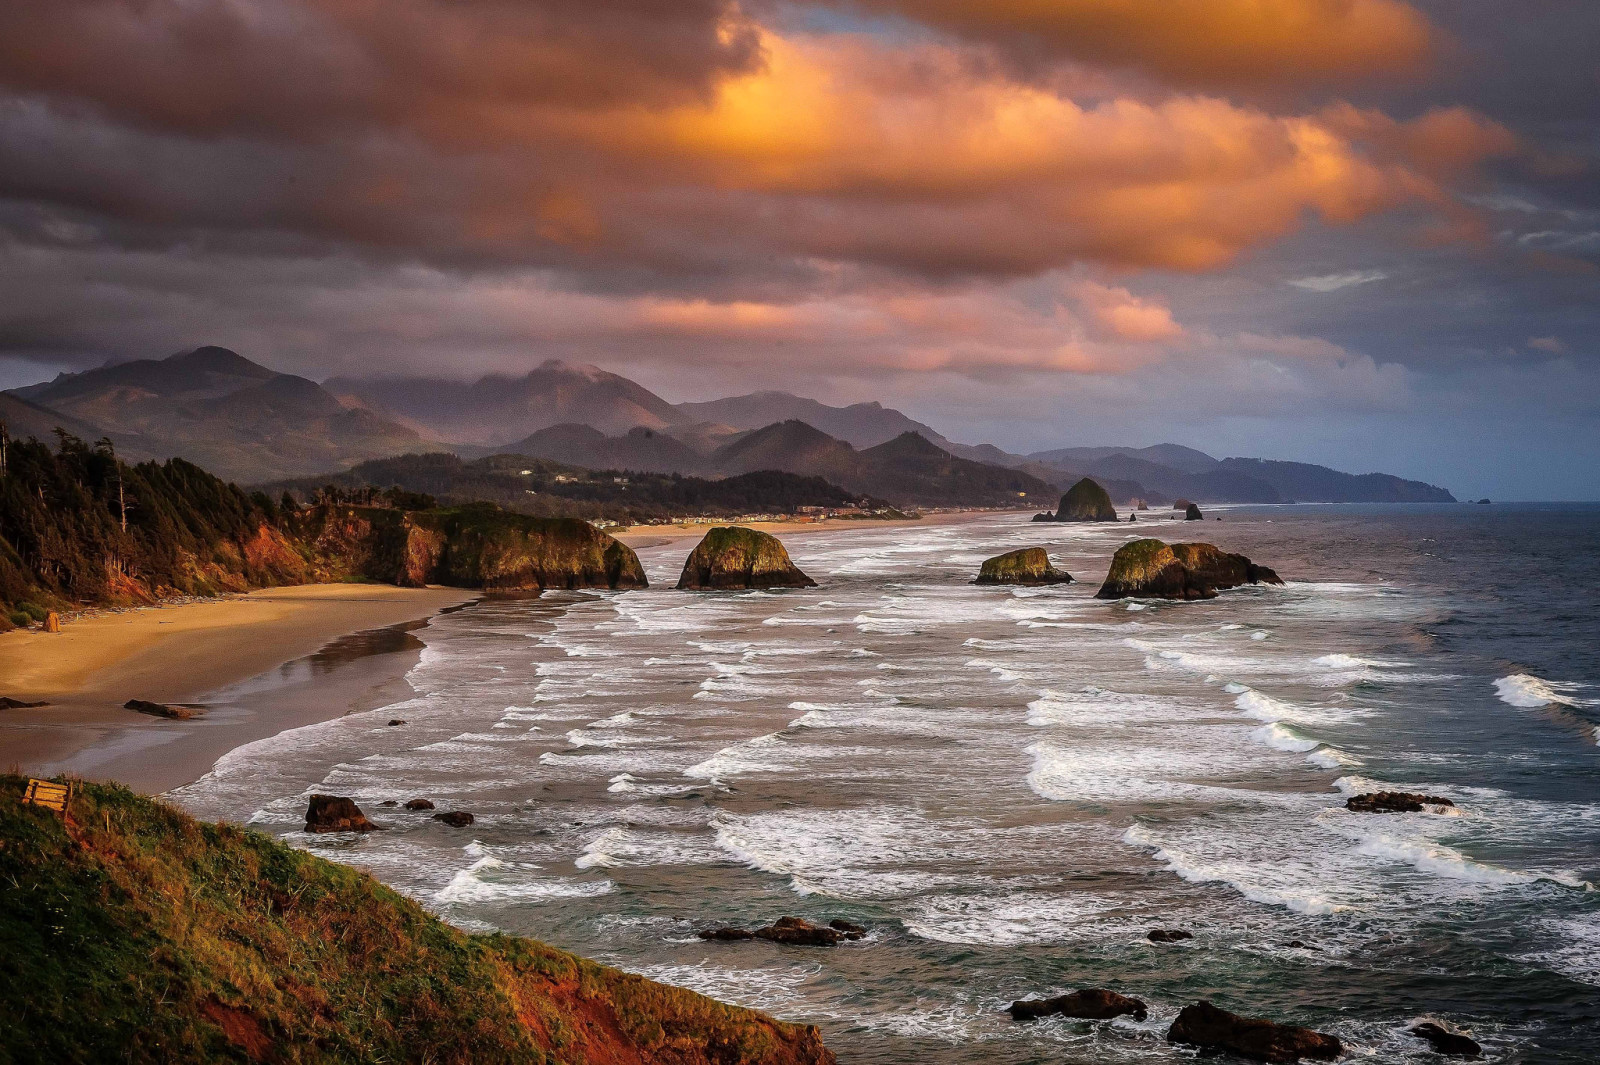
<box><xmin>2</xmin><ymin>347</ymin><xmax>1456</xmax><ymax>505</ymax></box>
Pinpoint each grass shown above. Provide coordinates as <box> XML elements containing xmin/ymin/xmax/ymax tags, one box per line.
<box><xmin>0</xmin><ymin>776</ymin><xmax>833</xmax><ymax>1065</ymax></box>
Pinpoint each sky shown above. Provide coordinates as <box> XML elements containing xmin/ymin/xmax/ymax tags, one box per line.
<box><xmin>0</xmin><ymin>0</ymin><xmax>1597</xmax><ymax>499</ymax></box>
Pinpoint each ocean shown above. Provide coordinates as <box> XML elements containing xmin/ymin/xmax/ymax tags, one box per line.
<box><xmin>172</xmin><ymin>503</ymin><xmax>1600</xmax><ymax>1063</ymax></box>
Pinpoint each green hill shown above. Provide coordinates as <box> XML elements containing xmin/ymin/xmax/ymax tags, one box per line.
<box><xmin>0</xmin><ymin>776</ymin><xmax>834</xmax><ymax>1065</ymax></box>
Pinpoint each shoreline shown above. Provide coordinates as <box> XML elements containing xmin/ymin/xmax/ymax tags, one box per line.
<box><xmin>0</xmin><ymin>514</ymin><xmax>1000</xmax><ymax>796</ymax></box>
<box><xmin>612</xmin><ymin>507</ymin><xmax>1017</xmax><ymax>549</ymax></box>
<box><xmin>0</xmin><ymin>584</ymin><xmax>477</xmax><ymax>794</ymax></box>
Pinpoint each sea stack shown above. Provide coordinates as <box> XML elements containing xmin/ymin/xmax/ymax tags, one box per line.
<box><xmin>974</xmin><ymin>547</ymin><xmax>1072</xmax><ymax>586</ymax></box>
<box><xmin>1185</xmin><ymin>503</ymin><xmax>1204</xmax><ymax>521</ymax></box>
<box><xmin>1096</xmin><ymin>539</ymin><xmax>1283</xmax><ymax>600</ymax></box>
<box><xmin>677</xmin><ymin>527</ymin><xmax>817</xmax><ymax>590</ymax></box>
<box><xmin>1051</xmin><ymin>478</ymin><xmax>1118</xmax><ymax>522</ymax></box>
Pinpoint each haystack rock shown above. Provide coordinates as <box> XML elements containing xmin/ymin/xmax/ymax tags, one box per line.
<box><xmin>974</xmin><ymin>547</ymin><xmax>1072</xmax><ymax>586</ymax></box>
<box><xmin>1167</xmin><ymin>1001</ymin><xmax>1341</xmax><ymax>1063</ymax></box>
<box><xmin>1096</xmin><ymin>539</ymin><xmax>1283</xmax><ymax>600</ymax></box>
<box><xmin>1009</xmin><ymin>988</ymin><xmax>1148</xmax><ymax>1022</ymax></box>
<box><xmin>677</xmin><ymin>527</ymin><xmax>817</xmax><ymax>589</ymax></box>
<box><xmin>1049</xmin><ymin>478</ymin><xmax>1118</xmax><ymax>522</ymax></box>
<box><xmin>304</xmin><ymin>795</ymin><xmax>380</xmax><ymax>833</ymax></box>
<box><xmin>1185</xmin><ymin>503</ymin><xmax>1204</xmax><ymax>521</ymax></box>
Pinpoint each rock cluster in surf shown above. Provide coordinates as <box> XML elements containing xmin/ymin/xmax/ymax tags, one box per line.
<box><xmin>1095</xmin><ymin>539</ymin><xmax>1283</xmax><ymax>600</ymax></box>
<box><xmin>677</xmin><ymin>527</ymin><xmax>817</xmax><ymax>590</ymax></box>
<box><xmin>1167</xmin><ymin>1000</ymin><xmax>1342</xmax><ymax>1062</ymax></box>
<box><xmin>1346</xmin><ymin>791</ymin><xmax>1456</xmax><ymax>813</ymax></box>
<box><xmin>1034</xmin><ymin>478</ymin><xmax>1118</xmax><ymax>522</ymax></box>
<box><xmin>124</xmin><ymin>698</ymin><xmax>202</xmax><ymax>720</ymax></box>
<box><xmin>698</xmin><ymin>916</ymin><xmax>864</xmax><ymax>946</ymax></box>
<box><xmin>304</xmin><ymin>794</ymin><xmax>380</xmax><ymax>833</ymax></box>
<box><xmin>1008</xmin><ymin>988</ymin><xmax>1147</xmax><ymax>1022</ymax></box>
<box><xmin>974</xmin><ymin>547</ymin><xmax>1072</xmax><ymax>586</ymax></box>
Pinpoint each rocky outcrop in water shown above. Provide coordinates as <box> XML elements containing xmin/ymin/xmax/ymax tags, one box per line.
<box><xmin>1009</xmin><ymin>988</ymin><xmax>1147</xmax><ymax>1022</ymax></box>
<box><xmin>1167</xmin><ymin>1001</ymin><xmax>1341</xmax><ymax>1063</ymax></box>
<box><xmin>1410</xmin><ymin>1022</ymin><xmax>1482</xmax><ymax>1057</ymax></box>
<box><xmin>1147</xmin><ymin>929</ymin><xmax>1193</xmax><ymax>943</ymax></box>
<box><xmin>124</xmin><ymin>699</ymin><xmax>202</xmax><ymax>720</ymax></box>
<box><xmin>1346</xmin><ymin>791</ymin><xmax>1455</xmax><ymax>813</ymax></box>
<box><xmin>1184</xmin><ymin>503</ymin><xmax>1203</xmax><ymax>520</ymax></box>
<box><xmin>433</xmin><ymin>811</ymin><xmax>474</xmax><ymax>827</ymax></box>
<box><xmin>677</xmin><ymin>527</ymin><xmax>817</xmax><ymax>589</ymax></box>
<box><xmin>698</xmin><ymin>916</ymin><xmax>863</xmax><ymax>946</ymax></box>
<box><xmin>304</xmin><ymin>795</ymin><xmax>380</xmax><ymax>833</ymax></box>
<box><xmin>1039</xmin><ymin>478</ymin><xmax>1118</xmax><ymax>522</ymax></box>
<box><xmin>0</xmin><ymin>697</ymin><xmax>49</xmax><ymax>709</ymax></box>
<box><xmin>403</xmin><ymin>798</ymin><xmax>435</xmax><ymax>810</ymax></box>
<box><xmin>1095</xmin><ymin>539</ymin><xmax>1283</xmax><ymax>600</ymax></box>
<box><xmin>974</xmin><ymin>547</ymin><xmax>1072</xmax><ymax>586</ymax></box>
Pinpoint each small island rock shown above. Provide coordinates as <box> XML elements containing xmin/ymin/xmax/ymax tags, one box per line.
<box><xmin>433</xmin><ymin>811</ymin><xmax>474</xmax><ymax>827</ymax></box>
<box><xmin>125</xmin><ymin>699</ymin><xmax>201</xmax><ymax>720</ymax></box>
<box><xmin>1410</xmin><ymin>1022</ymin><xmax>1482</xmax><ymax>1058</ymax></box>
<box><xmin>1009</xmin><ymin>988</ymin><xmax>1148</xmax><ymax>1022</ymax></box>
<box><xmin>1096</xmin><ymin>539</ymin><xmax>1283</xmax><ymax>600</ymax></box>
<box><xmin>304</xmin><ymin>795</ymin><xmax>380</xmax><ymax>833</ymax></box>
<box><xmin>403</xmin><ymin>798</ymin><xmax>435</xmax><ymax>811</ymax></box>
<box><xmin>677</xmin><ymin>527</ymin><xmax>817</xmax><ymax>590</ymax></box>
<box><xmin>975</xmin><ymin>547</ymin><xmax>1072</xmax><ymax>586</ymax></box>
<box><xmin>1046</xmin><ymin>478</ymin><xmax>1118</xmax><ymax>522</ymax></box>
<box><xmin>1185</xmin><ymin>503</ymin><xmax>1204</xmax><ymax>521</ymax></box>
<box><xmin>1167</xmin><ymin>1000</ymin><xmax>1341</xmax><ymax>1063</ymax></box>
<box><xmin>1346</xmin><ymin>791</ymin><xmax>1455</xmax><ymax>813</ymax></box>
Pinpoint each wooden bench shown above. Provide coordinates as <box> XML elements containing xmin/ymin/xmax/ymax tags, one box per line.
<box><xmin>23</xmin><ymin>778</ymin><xmax>72</xmax><ymax>816</ymax></box>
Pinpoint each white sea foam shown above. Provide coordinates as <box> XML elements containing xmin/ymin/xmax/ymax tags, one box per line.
<box><xmin>1251</xmin><ymin>722</ymin><xmax>1321</xmax><ymax>753</ymax></box>
<box><xmin>1494</xmin><ymin>673</ymin><xmax>1580</xmax><ymax>708</ymax></box>
<box><xmin>903</xmin><ymin>891</ymin><xmax>1112</xmax><ymax>945</ymax></box>
<box><xmin>435</xmin><ymin>854</ymin><xmax>613</xmax><ymax>904</ymax></box>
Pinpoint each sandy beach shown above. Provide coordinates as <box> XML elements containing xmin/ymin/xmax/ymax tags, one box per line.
<box><xmin>612</xmin><ymin>508</ymin><xmax>1012</xmax><ymax>549</ymax></box>
<box><xmin>0</xmin><ymin>584</ymin><xmax>476</xmax><ymax>793</ymax></box>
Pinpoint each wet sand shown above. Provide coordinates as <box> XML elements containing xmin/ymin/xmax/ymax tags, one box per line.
<box><xmin>613</xmin><ymin>509</ymin><xmax>1017</xmax><ymax>550</ymax></box>
<box><xmin>0</xmin><ymin>585</ymin><xmax>476</xmax><ymax>793</ymax></box>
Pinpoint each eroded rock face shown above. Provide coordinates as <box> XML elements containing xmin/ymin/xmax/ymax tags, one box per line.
<box><xmin>124</xmin><ymin>699</ymin><xmax>201</xmax><ymax>720</ymax></box>
<box><xmin>1095</xmin><ymin>539</ymin><xmax>1283</xmax><ymax>600</ymax></box>
<box><xmin>1346</xmin><ymin>791</ymin><xmax>1455</xmax><ymax>813</ymax></box>
<box><xmin>1009</xmin><ymin>988</ymin><xmax>1148</xmax><ymax>1022</ymax></box>
<box><xmin>1051</xmin><ymin>478</ymin><xmax>1118</xmax><ymax>522</ymax></box>
<box><xmin>975</xmin><ymin>547</ymin><xmax>1072</xmax><ymax>586</ymax></box>
<box><xmin>304</xmin><ymin>795</ymin><xmax>380</xmax><ymax>833</ymax></box>
<box><xmin>1410</xmin><ymin>1022</ymin><xmax>1482</xmax><ymax>1057</ymax></box>
<box><xmin>1167</xmin><ymin>1001</ymin><xmax>1342</xmax><ymax>1063</ymax></box>
<box><xmin>677</xmin><ymin>527</ymin><xmax>817</xmax><ymax>590</ymax></box>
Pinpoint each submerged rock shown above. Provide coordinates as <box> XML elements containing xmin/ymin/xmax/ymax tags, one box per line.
<box><xmin>433</xmin><ymin>811</ymin><xmax>474</xmax><ymax>827</ymax></box>
<box><xmin>1410</xmin><ymin>1022</ymin><xmax>1482</xmax><ymax>1058</ymax></box>
<box><xmin>1346</xmin><ymin>791</ymin><xmax>1455</xmax><ymax>813</ymax></box>
<box><xmin>1095</xmin><ymin>539</ymin><xmax>1283</xmax><ymax>600</ymax></box>
<box><xmin>677</xmin><ymin>527</ymin><xmax>817</xmax><ymax>590</ymax></box>
<box><xmin>1167</xmin><ymin>1001</ymin><xmax>1341</xmax><ymax>1063</ymax></box>
<box><xmin>1147</xmin><ymin>929</ymin><xmax>1193</xmax><ymax>943</ymax></box>
<box><xmin>974</xmin><ymin>547</ymin><xmax>1072</xmax><ymax>586</ymax></box>
<box><xmin>1185</xmin><ymin>503</ymin><xmax>1204</xmax><ymax>521</ymax></box>
<box><xmin>1048</xmin><ymin>478</ymin><xmax>1118</xmax><ymax>522</ymax></box>
<box><xmin>403</xmin><ymin>798</ymin><xmax>435</xmax><ymax>811</ymax></box>
<box><xmin>387</xmin><ymin>719</ymin><xmax>406</xmax><ymax>726</ymax></box>
<box><xmin>699</xmin><ymin>916</ymin><xmax>861</xmax><ymax>946</ymax></box>
<box><xmin>124</xmin><ymin>699</ymin><xmax>202</xmax><ymax>720</ymax></box>
<box><xmin>304</xmin><ymin>795</ymin><xmax>380</xmax><ymax>834</ymax></box>
<box><xmin>1008</xmin><ymin>988</ymin><xmax>1148</xmax><ymax>1022</ymax></box>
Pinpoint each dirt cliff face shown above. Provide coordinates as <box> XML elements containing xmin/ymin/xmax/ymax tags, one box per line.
<box><xmin>1095</xmin><ymin>539</ymin><xmax>1283</xmax><ymax>600</ymax></box>
<box><xmin>677</xmin><ymin>527</ymin><xmax>817</xmax><ymax>589</ymax></box>
<box><xmin>0</xmin><ymin>776</ymin><xmax>834</xmax><ymax>1065</ymax></box>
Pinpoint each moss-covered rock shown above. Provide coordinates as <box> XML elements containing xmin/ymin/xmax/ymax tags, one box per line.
<box><xmin>677</xmin><ymin>527</ymin><xmax>817</xmax><ymax>589</ymax></box>
<box><xmin>974</xmin><ymin>547</ymin><xmax>1072</xmax><ymax>586</ymax></box>
<box><xmin>1051</xmin><ymin>478</ymin><xmax>1117</xmax><ymax>522</ymax></box>
<box><xmin>1095</xmin><ymin>538</ymin><xmax>1283</xmax><ymax>600</ymax></box>
<box><xmin>0</xmin><ymin>775</ymin><xmax>835</xmax><ymax>1065</ymax></box>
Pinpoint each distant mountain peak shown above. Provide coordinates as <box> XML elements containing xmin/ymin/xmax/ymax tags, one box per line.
<box><xmin>163</xmin><ymin>345</ymin><xmax>276</xmax><ymax>378</ymax></box>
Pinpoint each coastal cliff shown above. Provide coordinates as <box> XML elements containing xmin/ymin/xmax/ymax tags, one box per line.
<box><xmin>0</xmin><ymin>776</ymin><xmax>835</xmax><ymax>1065</ymax></box>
